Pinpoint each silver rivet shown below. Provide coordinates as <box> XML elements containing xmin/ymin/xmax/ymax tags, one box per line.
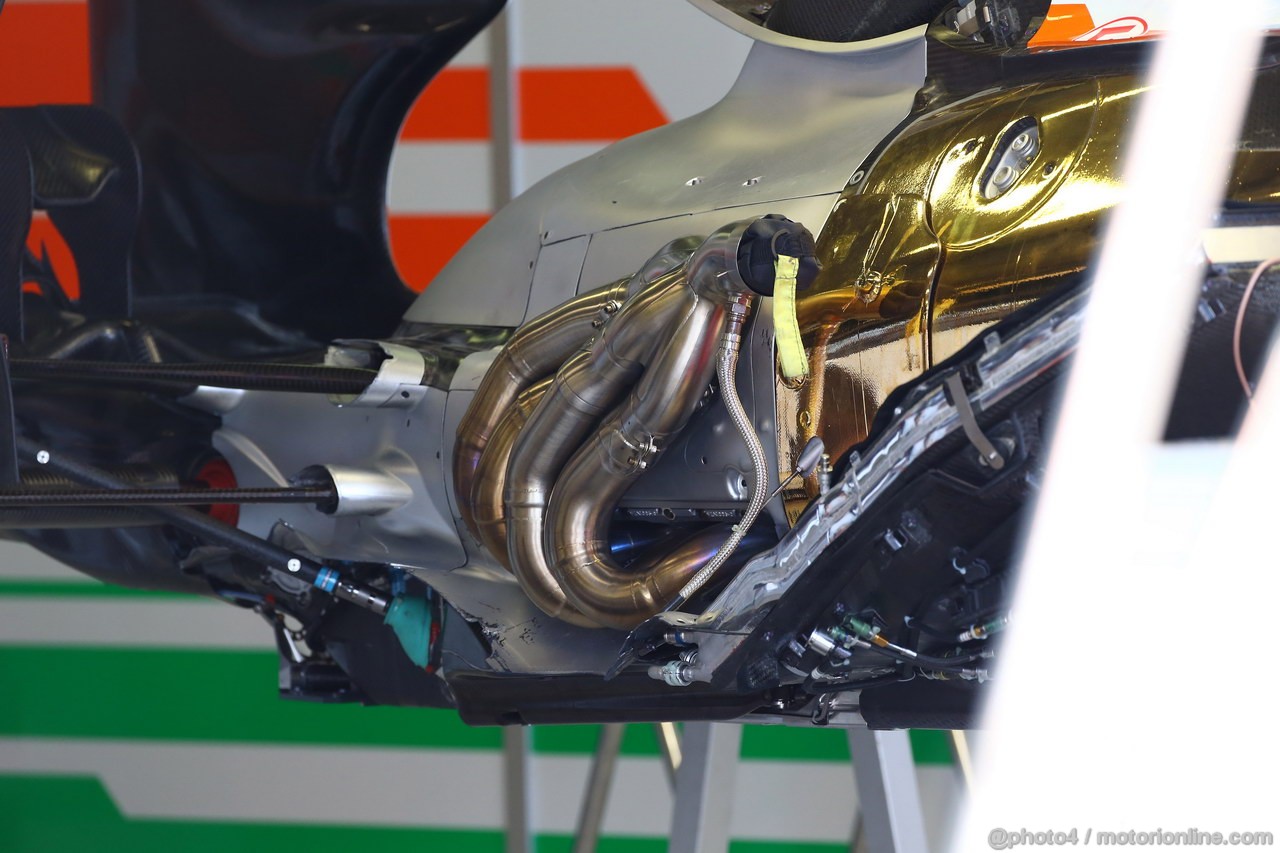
<box><xmin>849</xmin><ymin>170</ymin><xmax>866</xmax><ymax>186</ymax></box>
<box><xmin>743</xmin><ymin>176</ymin><xmax>763</xmax><ymax>186</ymax></box>
<box><xmin>36</xmin><ymin>451</ymin><xmax>50</xmax><ymax>465</ymax></box>
<box><xmin>287</xmin><ymin>559</ymin><xmax>301</xmax><ymax>573</ymax></box>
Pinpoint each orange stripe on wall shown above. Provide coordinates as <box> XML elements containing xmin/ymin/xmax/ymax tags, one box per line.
<box><xmin>387</xmin><ymin>214</ymin><xmax>488</xmax><ymax>292</ymax></box>
<box><xmin>401</xmin><ymin>68</ymin><xmax>491</xmax><ymax>142</ymax></box>
<box><xmin>0</xmin><ymin>2</ymin><xmax>90</xmax><ymax>105</ymax></box>
<box><xmin>1029</xmin><ymin>3</ymin><xmax>1096</xmax><ymax>46</ymax></box>
<box><xmin>518</xmin><ymin>68</ymin><xmax>667</xmax><ymax>142</ymax></box>
<box><xmin>26</xmin><ymin>212</ymin><xmax>81</xmax><ymax>300</ymax></box>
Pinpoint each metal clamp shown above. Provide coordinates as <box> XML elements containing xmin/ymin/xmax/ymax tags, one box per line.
<box><xmin>944</xmin><ymin>373</ymin><xmax>1006</xmax><ymax>470</ymax></box>
<box><xmin>326</xmin><ymin>341</ymin><xmax>427</xmax><ymax>409</ymax></box>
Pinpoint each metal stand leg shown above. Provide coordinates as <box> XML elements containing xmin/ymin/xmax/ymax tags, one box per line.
<box><xmin>503</xmin><ymin>727</ymin><xmax>533</xmax><ymax>853</ymax></box>
<box><xmin>573</xmin><ymin>723</ymin><xmax>625</xmax><ymax>853</ymax></box>
<box><xmin>668</xmin><ymin>722</ymin><xmax>742</xmax><ymax>853</ymax></box>
<box><xmin>949</xmin><ymin>730</ymin><xmax>974</xmax><ymax>791</ymax></box>
<box><xmin>847</xmin><ymin>729</ymin><xmax>929</xmax><ymax>853</ymax></box>
<box><xmin>655</xmin><ymin>721</ymin><xmax>682</xmax><ymax>790</ymax></box>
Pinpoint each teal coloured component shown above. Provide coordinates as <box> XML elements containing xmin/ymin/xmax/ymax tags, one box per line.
<box><xmin>384</xmin><ymin>595</ymin><xmax>433</xmax><ymax>668</ymax></box>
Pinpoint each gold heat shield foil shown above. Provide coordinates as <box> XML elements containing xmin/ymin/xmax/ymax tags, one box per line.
<box><xmin>778</xmin><ymin>74</ymin><xmax>1141</xmax><ymax>523</ymax></box>
<box><xmin>778</xmin><ymin>65</ymin><xmax>1280</xmax><ymax>524</ymax></box>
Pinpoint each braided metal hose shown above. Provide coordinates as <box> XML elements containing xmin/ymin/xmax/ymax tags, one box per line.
<box><xmin>674</xmin><ymin>297</ymin><xmax>769</xmax><ymax>605</ymax></box>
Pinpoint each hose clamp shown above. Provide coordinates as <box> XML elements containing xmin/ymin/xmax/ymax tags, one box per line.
<box><xmin>619</xmin><ymin>431</ymin><xmax>660</xmax><ymax>470</ymax></box>
<box><xmin>326</xmin><ymin>341</ymin><xmax>428</xmax><ymax>409</ymax></box>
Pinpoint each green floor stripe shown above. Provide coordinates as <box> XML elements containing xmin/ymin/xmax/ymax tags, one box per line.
<box><xmin>0</xmin><ymin>581</ymin><xmax>192</xmax><ymax>599</ymax></box>
<box><xmin>0</xmin><ymin>646</ymin><xmax>953</xmax><ymax>763</ymax></box>
<box><xmin>0</xmin><ymin>647</ymin><xmax>501</xmax><ymax>750</ymax></box>
<box><xmin>533</xmin><ymin>723</ymin><xmax>952</xmax><ymax>765</ymax></box>
<box><xmin>533</xmin><ymin>721</ymin><xmax>665</xmax><ymax>756</ymax></box>
<box><xmin>909</xmin><ymin>729</ymin><xmax>956</xmax><ymax>766</ymax></box>
<box><xmin>0</xmin><ymin>776</ymin><xmax>850</xmax><ymax>853</ymax></box>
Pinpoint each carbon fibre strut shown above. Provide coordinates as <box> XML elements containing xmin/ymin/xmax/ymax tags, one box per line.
<box><xmin>13</xmin><ymin>436</ymin><xmax>390</xmax><ymax>616</ymax></box>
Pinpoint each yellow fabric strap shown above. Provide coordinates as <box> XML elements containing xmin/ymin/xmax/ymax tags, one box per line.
<box><xmin>773</xmin><ymin>255</ymin><xmax>809</xmax><ymax>380</ymax></box>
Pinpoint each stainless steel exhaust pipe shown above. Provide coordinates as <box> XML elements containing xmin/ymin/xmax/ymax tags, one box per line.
<box><xmin>467</xmin><ymin>216</ymin><xmax>812</xmax><ymax>627</ymax></box>
<box><xmin>504</xmin><ymin>268</ymin><xmax>691</xmax><ymax>623</ymax></box>
<box><xmin>453</xmin><ymin>239</ymin><xmax>700</xmax><ymax>542</ymax></box>
<box><xmin>452</xmin><ymin>284</ymin><xmax>620</xmax><ymax>540</ymax></box>
<box><xmin>541</xmin><ymin>221</ymin><xmax>762</xmax><ymax>628</ymax></box>
<box><xmin>470</xmin><ymin>374</ymin><xmax>554</xmax><ymax>573</ymax></box>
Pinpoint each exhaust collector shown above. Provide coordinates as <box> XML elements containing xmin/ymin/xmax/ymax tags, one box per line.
<box><xmin>459</xmin><ymin>216</ymin><xmax>818</xmax><ymax>628</ymax></box>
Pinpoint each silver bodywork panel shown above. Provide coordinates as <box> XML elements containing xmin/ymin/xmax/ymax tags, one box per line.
<box><xmin>217</xmin><ymin>389</ymin><xmax>464</xmax><ymax>570</ymax></box>
<box><xmin>215</xmin><ymin>32</ymin><xmax>927</xmax><ymax>673</ymax></box>
<box><xmin>404</xmin><ymin>37</ymin><xmax>927</xmax><ymax>328</ymax></box>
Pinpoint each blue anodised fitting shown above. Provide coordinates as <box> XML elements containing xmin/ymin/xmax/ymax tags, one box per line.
<box><xmin>384</xmin><ymin>595</ymin><xmax>434</xmax><ymax>668</ymax></box>
<box><xmin>313</xmin><ymin>567</ymin><xmax>340</xmax><ymax>593</ymax></box>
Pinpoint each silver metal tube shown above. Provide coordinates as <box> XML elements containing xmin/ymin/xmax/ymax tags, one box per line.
<box><xmin>572</xmin><ymin>723</ymin><xmax>625</xmax><ymax>853</ymax></box>
<box><xmin>540</xmin><ymin>221</ymin><xmax>761</xmax><ymax>628</ymax></box>
<box><xmin>456</xmin><ymin>238</ymin><xmax>701</xmax><ymax>543</ymax></box>
<box><xmin>655</xmin><ymin>721</ymin><xmax>683</xmax><ymax>790</ymax></box>
<box><xmin>504</xmin><ymin>269</ymin><xmax>691</xmax><ymax>624</ymax></box>
<box><xmin>470</xmin><ymin>375</ymin><xmax>555</xmax><ymax>572</ymax></box>
<box><xmin>453</xmin><ymin>281</ymin><xmax>624</xmax><ymax>540</ymax></box>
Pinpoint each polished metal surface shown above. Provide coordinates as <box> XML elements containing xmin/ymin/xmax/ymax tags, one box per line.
<box><xmin>311</xmin><ymin>464</ymin><xmax>414</xmax><ymax>517</ymax></box>
<box><xmin>405</xmin><ymin>36</ymin><xmax>926</xmax><ymax>328</ymax></box>
<box><xmin>217</xmin><ymin>385</ymin><xmax>465</xmax><ymax>568</ymax></box>
<box><xmin>470</xmin><ymin>376</ymin><xmax>552</xmax><ymax>572</ymax></box>
<box><xmin>326</xmin><ymin>341</ymin><xmax>429</xmax><ymax>409</ymax></box>
<box><xmin>177</xmin><ymin>385</ymin><xmax>247</xmax><ymax>415</ymax></box>
<box><xmin>504</xmin><ymin>267</ymin><xmax>691</xmax><ymax>625</ymax></box>
<box><xmin>454</xmin><ymin>237</ymin><xmax>699</xmax><ymax>546</ymax></box>
<box><xmin>538</xmin><ymin>222</ymin><xmax>762</xmax><ymax>628</ymax></box>
<box><xmin>451</xmin><ymin>279</ymin><xmax>628</xmax><ymax>542</ymax></box>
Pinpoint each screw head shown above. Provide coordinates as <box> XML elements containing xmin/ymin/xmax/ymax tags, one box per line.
<box><xmin>287</xmin><ymin>559</ymin><xmax>302</xmax><ymax>573</ymax></box>
<box><xmin>35</xmin><ymin>450</ymin><xmax>50</xmax><ymax>465</ymax></box>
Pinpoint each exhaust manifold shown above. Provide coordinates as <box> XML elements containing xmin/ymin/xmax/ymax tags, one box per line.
<box><xmin>456</xmin><ymin>217</ymin><xmax>814</xmax><ymax>629</ymax></box>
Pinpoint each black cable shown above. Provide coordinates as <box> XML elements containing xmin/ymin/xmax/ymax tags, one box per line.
<box><xmin>9</xmin><ymin>358</ymin><xmax>376</xmax><ymax>396</ymax></box>
<box><xmin>805</xmin><ymin>671</ymin><xmax>910</xmax><ymax>695</ymax></box>
<box><xmin>860</xmin><ymin>641</ymin><xmax>987</xmax><ymax>672</ymax></box>
<box><xmin>0</xmin><ymin>485</ymin><xmax>336</xmax><ymax>509</ymax></box>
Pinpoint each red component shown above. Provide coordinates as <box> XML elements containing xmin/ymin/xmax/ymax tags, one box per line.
<box><xmin>425</xmin><ymin>618</ymin><xmax>442</xmax><ymax>674</ymax></box>
<box><xmin>193</xmin><ymin>456</ymin><xmax>240</xmax><ymax>527</ymax></box>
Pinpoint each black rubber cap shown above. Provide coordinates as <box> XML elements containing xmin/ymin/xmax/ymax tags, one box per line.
<box><xmin>735</xmin><ymin>214</ymin><xmax>821</xmax><ymax>297</ymax></box>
